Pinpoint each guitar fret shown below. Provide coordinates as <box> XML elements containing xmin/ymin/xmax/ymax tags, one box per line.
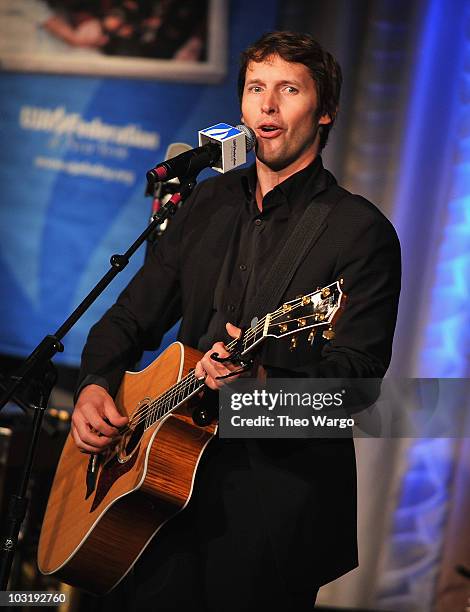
<box><xmin>148</xmin><ymin>402</ymin><xmax>155</xmax><ymax>428</ymax></box>
<box><xmin>177</xmin><ymin>382</ymin><xmax>183</xmax><ymax>405</ymax></box>
<box><xmin>137</xmin><ymin>283</ymin><xmax>344</xmax><ymax>434</ymax></box>
<box><xmin>144</xmin><ymin>406</ymin><xmax>149</xmax><ymax>430</ymax></box>
<box><xmin>162</xmin><ymin>396</ymin><xmax>170</xmax><ymax>417</ymax></box>
<box><xmin>159</xmin><ymin>396</ymin><xmax>167</xmax><ymax>419</ymax></box>
<box><xmin>178</xmin><ymin>383</ymin><xmax>184</xmax><ymax>406</ymax></box>
<box><xmin>154</xmin><ymin>400</ymin><xmax>161</xmax><ymax>422</ymax></box>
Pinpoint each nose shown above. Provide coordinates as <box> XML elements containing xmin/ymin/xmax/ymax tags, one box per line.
<box><xmin>261</xmin><ymin>90</ymin><xmax>278</xmax><ymax>114</ymax></box>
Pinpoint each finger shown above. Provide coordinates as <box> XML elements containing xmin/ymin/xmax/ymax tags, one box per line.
<box><xmin>194</xmin><ymin>361</ymin><xmax>207</xmax><ymax>381</ymax></box>
<box><xmin>71</xmin><ymin>425</ymin><xmax>107</xmax><ymax>454</ymax></box>
<box><xmin>206</xmin><ymin>356</ymin><xmax>238</xmax><ymax>374</ymax></box>
<box><xmin>204</xmin><ymin>377</ymin><xmax>220</xmax><ymax>391</ymax></box>
<box><xmin>201</xmin><ymin>359</ymin><xmax>232</xmax><ymax>389</ymax></box>
<box><xmin>87</xmin><ymin>415</ymin><xmax>119</xmax><ymax>437</ymax></box>
<box><xmin>207</xmin><ymin>342</ymin><xmax>241</xmax><ymax>373</ymax></box>
<box><xmin>210</xmin><ymin>341</ymin><xmax>231</xmax><ymax>359</ymax></box>
<box><xmin>102</xmin><ymin>399</ymin><xmax>128</xmax><ymax>429</ymax></box>
<box><xmin>197</xmin><ymin>339</ymin><xmax>241</xmax><ymax>390</ymax></box>
<box><xmin>201</xmin><ymin>354</ymin><xmax>231</xmax><ymax>378</ymax></box>
<box><xmin>82</xmin><ymin>428</ymin><xmax>115</xmax><ymax>449</ymax></box>
<box><xmin>226</xmin><ymin>322</ymin><xmax>242</xmax><ymax>339</ymax></box>
<box><xmin>205</xmin><ymin>369</ymin><xmax>240</xmax><ymax>390</ymax></box>
<box><xmin>72</xmin><ymin>414</ymin><xmax>117</xmax><ymax>449</ymax></box>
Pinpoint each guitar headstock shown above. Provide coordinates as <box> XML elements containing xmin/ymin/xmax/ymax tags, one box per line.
<box><xmin>264</xmin><ymin>280</ymin><xmax>346</xmax><ymax>342</ymax></box>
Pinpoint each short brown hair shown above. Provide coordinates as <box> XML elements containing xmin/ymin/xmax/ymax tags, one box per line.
<box><xmin>238</xmin><ymin>31</ymin><xmax>342</xmax><ymax>150</ymax></box>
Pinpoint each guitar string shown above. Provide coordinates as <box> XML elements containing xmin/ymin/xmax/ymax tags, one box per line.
<box><xmin>122</xmin><ymin>299</ymin><xmax>337</xmax><ymax>434</ymax></box>
<box><xmin>120</xmin><ymin>334</ymin><xmax>241</xmax><ymax>434</ymax></box>
<box><xmin>125</xmin><ymin>284</ymin><xmax>341</xmax><ymax>430</ymax></box>
<box><xmin>122</xmin><ymin>309</ymin><xmax>274</xmax><ymax>432</ymax></box>
<box><xmin>126</xmin><ymin>283</ymin><xmax>340</xmax><ymax>428</ymax></box>
<box><xmin>119</xmin><ymin>303</ymin><xmax>300</xmax><ymax>432</ymax></box>
<box><xmin>136</xmin><ymin>322</ymin><xmax>255</xmax><ymax>429</ymax></box>
<box><xmin>120</xmin><ymin>299</ymin><xmax>337</xmax><ymax>433</ymax></box>
<box><xmin>124</xmin><ymin>294</ymin><xmax>339</xmax><ymax>432</ymax></box>
<box><xmin>118</xmin><ymin>308</ymin><xmax>276</xmax><ymax>434</ymax></box>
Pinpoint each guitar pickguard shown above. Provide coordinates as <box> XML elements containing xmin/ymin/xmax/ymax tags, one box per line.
<box><xmin>90</xmin><ymin>445</ymin><xmax>139</xmax><ymax>513</ymax></box>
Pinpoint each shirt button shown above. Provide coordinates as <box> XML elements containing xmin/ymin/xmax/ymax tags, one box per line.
<box><xmin>228</xmin><ymin>304</ymin><xmax>236</xmax><ymax>312</ymax></box>
<box><xmin>239</xmin><ymin>264</ymin><xmax>247</xmax><ymax>271</ymax></box>
<box><xmin>254</xmin><ymin>219</ymin><xmax>262</xmax><ymax>226</ymax></box>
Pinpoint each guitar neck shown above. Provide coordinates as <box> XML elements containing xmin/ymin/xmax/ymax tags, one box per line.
<box><xmin>144</xmin><ymin>280</ymin><xmax>345</xmax><ymax>429</ymax></box>
<box><xmin>144</xmin><ymin>319</ymin><xmax>268</xmax><ymax>428</ymax></box>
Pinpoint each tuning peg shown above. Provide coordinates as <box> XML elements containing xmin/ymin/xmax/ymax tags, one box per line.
<box><xmin>321</xmin><ymin>286</ymin><xmax>331</xmax><ymax>298</ymax></box>
<box><xmin>279</xmin><ymin>324</ymin><xmax>288</xmax><ymax>333</ymax></box>
<box><xmin>322</xmin><ymin>327</ymin><xmax>335</xmax><ymax>340</ymax></box>
<box><xmin>297</xmin><ymin>318</ymin><xmax>306</xmax><ymax>327</ymax></box>
<box><xmin>290</xmin><ymin>336</ymin><xmax>298</xmax><ymax>351</ymax></box>
<box><xmin>307</xmin><ymin>330</ymin><xmax>316</xmax><ymax>345</ymax></box>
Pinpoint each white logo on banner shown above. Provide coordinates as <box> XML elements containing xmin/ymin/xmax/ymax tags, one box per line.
<box><xmin>19</xmin><ymin>105</ymin><xmax>160</xmax><ymax>150</ymax></box>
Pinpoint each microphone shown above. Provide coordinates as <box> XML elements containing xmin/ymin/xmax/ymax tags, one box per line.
<box><xmin>146</xmin><ymin>123</ymin><xmax>256</xmax><ymax>184</ymax></box>
<box><xmin>146</xmin><ymin>142</ymin><xmax>193</xmax><ymax>241</ymax></box>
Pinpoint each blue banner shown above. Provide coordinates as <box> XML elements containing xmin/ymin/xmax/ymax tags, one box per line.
<box><xmin>0</xmin><ymin>1</ymin><xmax>278</xmax><ymax>367</ymax></box>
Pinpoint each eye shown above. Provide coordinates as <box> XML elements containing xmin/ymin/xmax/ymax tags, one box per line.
<box><xmin>248</xmin><ymin>85</ymin><xmax>263</xmax><ymax>93</ymax></box>
<box><xmin>283</xmin><ymin>86</ymin><xmax>298</xmax><ymax>94</ymax></box>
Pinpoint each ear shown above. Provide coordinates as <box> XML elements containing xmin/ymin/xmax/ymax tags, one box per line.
<box><xmin>318</xmin><ymin>113</ymin><xmax>332</xmax><ymax>126</ymax></box>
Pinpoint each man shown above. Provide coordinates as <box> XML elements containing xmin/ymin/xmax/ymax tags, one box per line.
<box><xmin>72</xmin><ymin>31</ymin><xmax>401</xmax><ymax>611</ymax></box>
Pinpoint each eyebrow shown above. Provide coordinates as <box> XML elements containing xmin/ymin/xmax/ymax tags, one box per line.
<box><xmin>245</xmin><ymin>78</ymin><xmax>303</xmax><ymax>87</ymax></box>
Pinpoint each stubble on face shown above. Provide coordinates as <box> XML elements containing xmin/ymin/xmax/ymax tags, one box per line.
<box><xmin>241</xmin><ymin>55</ymin><xmax>330</xmax><ymax>177</ymax></box>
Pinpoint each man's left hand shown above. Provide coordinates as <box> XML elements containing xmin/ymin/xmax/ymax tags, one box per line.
<box><xmin>194</xmin><ymin>323</ymin><xmax>242</xmax><ymax>390</ymax></box>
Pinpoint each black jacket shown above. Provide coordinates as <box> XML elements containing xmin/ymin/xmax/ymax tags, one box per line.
<box><xmin>78</xmin><ymin>158</ymin><xmax>401</xmax><ymax>587</ymax></box>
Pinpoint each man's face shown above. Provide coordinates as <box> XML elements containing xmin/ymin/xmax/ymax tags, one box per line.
<box><xmin>241</xmin><ymin>54</ymin><xmax>331</xmax><ymax>173</ymax></box>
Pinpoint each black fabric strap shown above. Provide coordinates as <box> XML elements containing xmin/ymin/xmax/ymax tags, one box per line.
<box><xmin>243</xmin><ymin>184</ymin><xmax>347</xmax><ymax>326</ymax></box>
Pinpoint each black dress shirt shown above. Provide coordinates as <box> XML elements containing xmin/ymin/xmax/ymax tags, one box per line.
<box><xmin>198</xmin><ymin>156</ymin><xmax>323</xmax><ymax>351</ymax></box>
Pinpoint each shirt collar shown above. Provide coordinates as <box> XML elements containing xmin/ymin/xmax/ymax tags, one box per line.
<box><xmin>240</xmin><ymin>155</ymin><xmax>327</xmax><ymax>214</ymax></box>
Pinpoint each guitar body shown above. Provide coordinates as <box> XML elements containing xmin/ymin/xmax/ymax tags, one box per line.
<box><xmin>38</xmin><ymin>342</ymin><xmax>216</xmax><ymax>594</ymax></box>
<box><xmin>38</xmin><ymin>280</ymin><xmax>345</xmax><ymax>595</ymax></box>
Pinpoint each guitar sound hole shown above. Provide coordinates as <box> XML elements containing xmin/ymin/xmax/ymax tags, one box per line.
<box><xmin>125</xmin><ymin>420</ymin><xmax>145</xmax><ymax>455</ymax></box>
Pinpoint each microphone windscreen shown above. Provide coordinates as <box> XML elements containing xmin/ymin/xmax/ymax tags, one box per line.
<box><xmin>162</xmin><ymin>142</ymin><xmax>192</xmax><ymax>186</ymax></box>
<box><xmin>146</xmin><ymin>142</ymin><xmax>192</xmax><ymax>196</ymax></box>
<box><xmin>164</xmin><ymin>142</ymin><xmax>192</xmax><ymax>161</ymax></box>
<box><xmin>235</xmin><ymin>124</ymin><xmax>256</xmax><ymax>152</ymax></box>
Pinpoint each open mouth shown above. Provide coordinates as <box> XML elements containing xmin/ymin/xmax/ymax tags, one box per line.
<box><xmin>258</xmin><ymin>125</ymin><xmax>283</xmax><ymax>137</ymax></box>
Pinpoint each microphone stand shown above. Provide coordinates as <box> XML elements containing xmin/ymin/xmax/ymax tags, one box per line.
<box><xmin>0</xmin><ymin>176</ymin><xmax>197</xmax><ymax>590</ymax></box>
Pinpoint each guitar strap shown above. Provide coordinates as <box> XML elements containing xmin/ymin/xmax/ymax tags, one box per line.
<box><xmin>242</xmin><ymin>183</ymin><xmax>348</xmax><ymax>327</ymax></box>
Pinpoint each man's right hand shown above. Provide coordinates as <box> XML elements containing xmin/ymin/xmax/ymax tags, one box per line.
<box><xmin>71</xmin><ymin>384</ymin><xmax>128</xmax><ymax>453</ymax></box>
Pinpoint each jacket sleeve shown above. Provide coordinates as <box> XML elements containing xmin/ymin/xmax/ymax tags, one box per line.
<box><xmin>317</xmin><ymin>210</ymin><xmax>401</xmax><ymax>378</ymax></box>
<box><xmin>263</xmin><ymin>203</ymin><xmax>401</xmax><ymax>381</ymax></box>
<box><xmin>76</xmin><ymin>182</ymin><xmax>203</xmax><ymax>398</ymax></box>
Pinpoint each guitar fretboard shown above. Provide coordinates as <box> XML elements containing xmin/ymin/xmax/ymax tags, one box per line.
<box><xmin>138</xmin><ymin>314</ymin><xmax>275</xmax><ymax>430</ymax></box>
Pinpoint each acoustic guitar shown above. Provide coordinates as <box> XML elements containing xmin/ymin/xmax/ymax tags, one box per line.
<box><xmin>37</xmin><ymin>280</ymin><xmax>345</xmax><ymax>594</ymax></box>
